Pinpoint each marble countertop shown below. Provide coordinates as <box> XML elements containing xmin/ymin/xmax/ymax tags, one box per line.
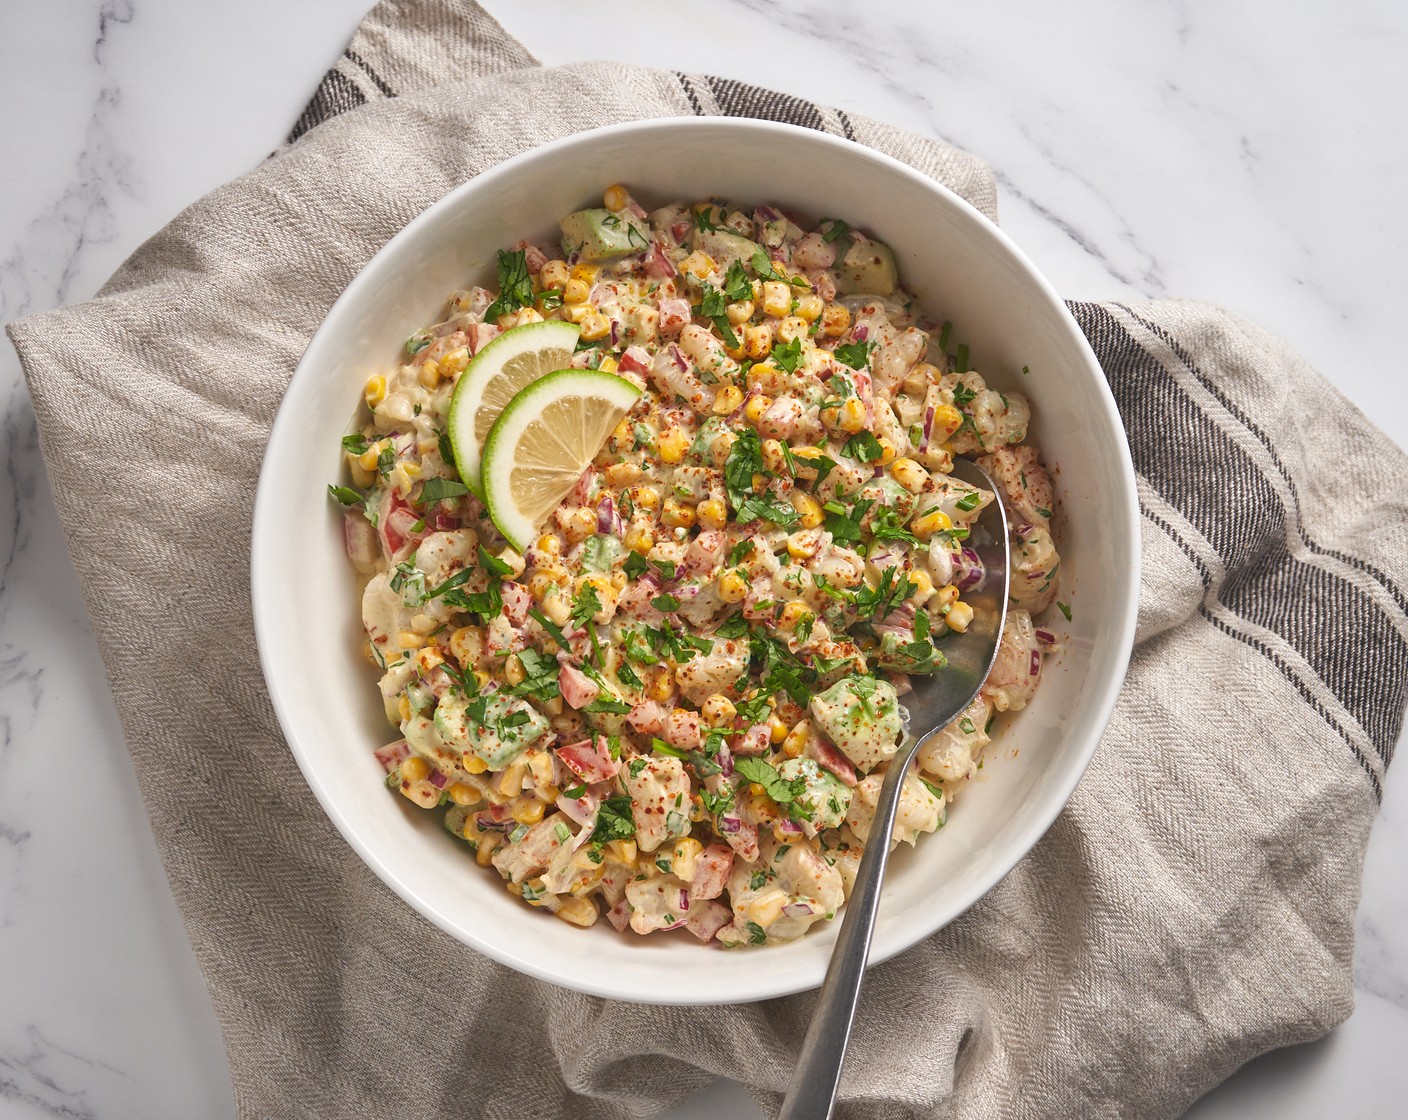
<box><xmin>2</xmin><ymin>2</ymin><xmax>1406</xmax><ymax>1116</ymax></box>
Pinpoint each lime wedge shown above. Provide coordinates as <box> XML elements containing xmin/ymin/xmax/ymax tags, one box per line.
<box><xmin>482</xmin><ymin>369</ymin><xmax>642</xmax><ymax>551</ymax></box>
<box><xmin>447</xmin><ymin>319</ymin><xmax>580</xmax><ymax>497</ymax></box>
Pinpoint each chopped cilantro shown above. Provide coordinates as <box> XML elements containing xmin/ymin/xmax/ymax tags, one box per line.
<box><xmin>1057</xmin><ymin>600</ymin><xmax>1072</xmax><ymax>621</ymax></box>
<box><xmin>652</xmin><ymin>593</ymin><xmax>681</xmax><ymax>613</ymax></box>
<box><xmin>833</xmin><ymin>340</ymin><xmax>873</xmax><ymax>370</ymax></box>
<box><xmin>483</xmin><ymin>249</ymin><xmax>534</xmax><ymax>322</ymax></box>
<box><xmin>734</xmin><ymin>757</ymin><xmax>806</xmax><ymax>806</ymax></box>
<box><xmin>772</xmin><ymin>336</ymin><xmax>803</xmax><ymax>373</ymax></box>
<box><xmin>327</xmin><ymin>484</ymin><xmax>364</xmax><ymax>506</ymax></box>
<box><xmin>821</xmin><ymin>218</ymin><xmax>851</xmax><ymax>244</ymax></box>
<box><xmin>842</xmin><ymin>431</ymin><xmax>883</xmax><ymax>463</ymax></box>
<box><xmin>590</xmin><ymin>796</ymin><xmax>637</xmax><ymax>844</ymax></box>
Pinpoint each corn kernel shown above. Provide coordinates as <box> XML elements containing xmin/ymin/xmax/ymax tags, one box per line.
<box><xmin>473</xmin><ymin>670</ymin><xmax>492</xmax><ymax>690</ymax></box>
<box><xmin>418</xmin><ymin>359</ymin><xmax>442</xmax><ymax>389</ymax></box>
<box><xmin>606</xmin><ymin>461</ymin><xmax>642</xmax><ymax>487</ymax></box>
<box><xmin>947</xmin><ymin>600</ymin><xmax>975</xmax><ymax>633</ymax></box>
<box><xmin>838</xmin><ymin>397</ymin><xmax>866</xmax><ymax>433</ymax></box>
<box><xmin>443</xmin><ymin>346</ymin><xmax>471</xmax><ymax>375</ymax></box>
<box><xmin>497</xmin><ymin>547</ymin><xmax>526</xmax><ymax>578</ymax></box>
<box><xmin>448</xmin><ymin>783</ymin><xmax>481</xmax><ymax>807</ymax></box>
<box><xmin>511</xmin><ymin>798</ymin><xmax>546</xmax><ymax>825</ymax></box>
<box><xmin>911</xmin><ymin>507</ymin><xmax>954</xmax><ymax>539</ymax></box>
<box><xmin>777</xmin><ymin>315</ymin><xmax>808</xmax><ymax>344</ymax></box>
<box><xmin>475</xmin><ymin>840</ymin><xmax>497</xmax><ymax>866</ymax></box>
<box><xmin>679</xmin><ymin>251</ymin><xmax>716</xmax><ymax>280</ymax></box>
<box><xmin>598</xmin><ymin>355</ymin><xmax>619</xmax><ymax>373</ymax></box>
<box><xmin>503</xmin><ymin>653</ymin><xmax>527</xmax><ymax>687</ymax></box>
<box><xmin>536</xmin><ymin>533</ymin><xmax>562</xmax><ymax>556</ymax></box>
<box><xmin>932</xmin><ymin>403</ymin><xmax>965</xmax><ymax>441</ymax></box>
<box><xmin>449</xmin><ymin>626</ymin><xmax>482</xmax><ymax>667</ymax></box>
<box><xmin>718</xmin><ymin>569</ymin><xmax>748</xmax><ymax>603</ymax></box>
<box><xmin>697</xmin><ymin>498</ymin><xmax>727</xmax><ymax>531</ymax></box>
<box><xmin>889</xmin><ymin>457</ymin><xmax>928</xmax><ymax>494</ymax></box>
<box><xmin>462</xmin><ymin>752</ymin><xmax>489</xmax><ymax>775</ymax></box>
<box><xmin>820</xmin><ymin>303</ymin><xmax>851</xmax><ymax>337</ymax></box>
<box><xmin>564</xmin><ymin>507</ymin><xmax>596</xmax><ymax>545</ymax></box>
<box><xmin>744</xmin><ymin>394</ymin><xmax>772</xmax><ymax>425</ymax></box>
<box><xmin>791</xmin><ymin>490</ymin><xmax>823</xmax><ymax>529</ymax></box>
<box><xmin>657</xmin><ymin>428</ymin><xmax>689</xmax><ymax>463</ymax></box>
<box><xmin>400</xmin><ymin>755</ymin><xmax>429</xmax><ymax>782</ymax></box>
<box><xmin>702</xmin><ymin>695</ymin><xmax>737</xmax><ymax>727</ymax></box>
<box><xmin>563</xmin><ymin>278</ymin><xmax>591</xmax><ymax>305</ymax></box>
<box><xmin>554</xmin><ymin>896</ymin><xmax>599</xmax><ymax>927</ymax></box>
<box><xmin>746</xmin><ymin>362</ymin><xmax>785</xmax><ymax>395</ymax></box>
<box><xmin>540</xmin><ymin>260</ymin><xmax>570</xmax><ymax>290</ymax></box>
<box><xmin>579</xmin><ymin>312</ymin><xmax>611</xmax><ymax>342</ymax></box>
<box><xmin>786</xmin><ymin>531</ymin><xmax>821</xmax><ymax>561</ymax></box>
<box><xmin>570</xmin><ymin>263</ymin><xmax>600</xmax><ymax>284</ymax></box>
<box><xmin>398</xmin><ymin>630</ymin><xmax>425</xmax><ymax>651</ymax></box>
<box><xmin>603</xmin><ymin>183</ymin><xmax>629</xmax><ymax>211</ymax></box>
<box><xmin>543</xmin><ymin>592</ymin><xmax>572</xmax><ymax>626</ymax></box>
<box><xmin>607</xmin><ymin>839</ymin><xmax>638</xmax><ymax>866</ymax></box>
<box><xmin>743</xmin><ymin>324</ymin><xmax>774</xmax><ymax>360</ymax></box>
<box><xmin>670</xmin><ymin>837</ymin><xmax>705</xmax><ymax>882</ymax></box>
<box><xmin>779</xmin><ymin>600</ymin><xmax>813</xmax><ymax>629</ymax></box>
<box><xmin>712</xmin><ymin>384</ymin><xmax>744</xmax><ymax>415</ymax></box>
<box><xmin>397</xmin><ymin>695</ymin><xmax>412</xmax><ymax>722</ymax></box>
<box><xmin>413</xmin><ymin>646</ymin><xmax>444</xmax><ymax>673</ymax></box>
<box><xmin>610</xmin><ymin>417</ymin><xmax>634</xmax><ymax>451</ymax></box>
<box><xmin>794</xmin><ymin>292</ymin><xmax>824</xmax><ymax>322</ymax></box>
<box><xmin>500</xmin><ymin>307</ymin><xmax>544</xmax><ymax>329</ymax></box>
<box><xmin>364</xmin><ymin>374</ymin><xmax>387</xmax><ymax>408</ymax></box>
<box><xmin>624</xmin><ymin>526</ymin><xmax>654</xmax><ymax>554</ymax></box>
<box><xmin>762</xmin><ymin>281</ymin><xmax>791</xmax><ymax>317</ymax></box>
<box><xmin>661</xmin><ymin>498</ymin><xmax>696</xmax><ymax>529</ymax></box>
<box><xmin>526</xmin><ymin>572</ymin><xmax>557</xmax><ymax>600</ymax></box>
<box><xmin>908</xmin><ymin>569</ymin><xmax>935</xmax><ymax>605</ymax></box>
<box><xmin>648</xmin><ymin>667</ymin><xmax>675</xmax><ymax>702</ymax></box>
<box><xmin>610</xmin><ymin>570</ymin><xmax>627</xmax><ymax>590</ymax></box>
<box><xmin>630</xmin><ymin>484</ymin><xmax>660</xmax><ymax>511</ymax></box>
<box><xmin>875</xmin><ymin>437</ymin><xmax>898</xmax><ymax>467</ymax></box>
<box><xmin>768</xmin><ymin>714</ymin><xmax>789</xmax><ymax>744</ymax></box>
<box><xmin>747</xmin><ymin>887</ymin><xmax>788</xmax><ymax>927</ymax></box>
<box><xmin>726</xmin><ymin>299</ymin><xmax>755</xmax><ymax>325</ymax></box>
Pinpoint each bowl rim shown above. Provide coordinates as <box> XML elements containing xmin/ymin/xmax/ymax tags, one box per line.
<box><xmin>251</xmin><ymin>116</ymin><xmax>1141</xmax><ymax>1004</ymax></box>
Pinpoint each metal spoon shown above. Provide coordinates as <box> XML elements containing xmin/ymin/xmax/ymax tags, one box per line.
<box><xmin>779</xmin><ymin>457</ymin><xmax>1010</xmax><ymax>1120</ymax></box>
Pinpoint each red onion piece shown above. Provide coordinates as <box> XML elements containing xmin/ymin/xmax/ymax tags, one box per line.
<box><xmin>776</xmin><ymin>818</ymin><xmax>803</xmax><ymax>835</ymax></box>
<box><xmin>596</xmin><ymin>495</ymin><xmax>621</xmax><ymax>536</ymax></box>
<box><xmin>1029</xmin><ymin>650</ymin><xmax>1042</xmax><ymax>677</ymax></box>
<box><xmin>1034</xmin><ymin>629</ymin><xmax>1056</xmax><ymax>646</ymax></box>
<box><xmin>678</xmin><ymin>889</ymin><xmax>691</xmax><ymax>912</ymax></box>
<box><xmin>719</xmin><ymin>815</ymin><xmax>742</xmax><ymax>834</ymax></box>
<box><xmin>955</xmin><ymin>548</ymin><xmax>986</xmax><ymax>592</ymax></box>
<box><xmin>428</xmin><ymin>769</ymin><xmax>448</xmax><ymax>789</ymax></box>
<box><xmin>781</xmin><ymin>900</ymin><xmax>813</xmax><ymax>917</ymax></box>
<box><xmin>920</xmin><ymin>404</ymin><xmax>936</xmax><ymax>451</ymax></box>
<box><xmin>853</xmin><ymin>323</ymin><xmax>869</xmax><ymax>342</ymax></box>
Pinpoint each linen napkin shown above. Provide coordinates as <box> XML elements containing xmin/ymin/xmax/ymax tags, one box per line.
<box><xmin>10</xmin><ymin>2</ymin><xmax>1408</xmax><ymax>1117</ymax></box>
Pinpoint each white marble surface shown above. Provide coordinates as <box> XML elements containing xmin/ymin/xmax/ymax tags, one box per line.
<box><xmin>2</xmin><ymin>1</ymin><xmax>1406</xmax><ymax>1116</ymax></box>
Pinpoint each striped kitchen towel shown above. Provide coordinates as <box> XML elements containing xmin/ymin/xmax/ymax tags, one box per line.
<box><xmin>7</xmin><ymin>1</ymin><xmax>1407</xmax><ymax>1118</ymax></box>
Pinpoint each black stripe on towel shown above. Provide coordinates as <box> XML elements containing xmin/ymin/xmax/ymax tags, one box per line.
<box><xmin>1073</xmin><ymin>301</ymin><xmax>1405</xmax><ymax>773</ymax></box>
<box><xmin>685</xmin><ymin>74</ymin><xmax>827</xmax><ymax>132</ymax></box>
<box><xmin>1143</xmin><ymin>504</ymin><xmax>1383</xmax><ymax>799</ymax></box>
<box><xmin>345</xmin><ymin>48</ymin><xmax>396</xmax><ymax>98</ymax></box>
<box><xmin>287</xmin><ymin>69</ymin><xmax>367</xmax><ymax>144</ymax></box>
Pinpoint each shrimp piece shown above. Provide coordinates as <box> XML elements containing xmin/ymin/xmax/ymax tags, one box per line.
<box><xmin>976</xmin><ymin>444</ymin><xmax>1056</xmax><ymax>530</ymax></box>
<box><xmin>984</xmin><ymin>609</ymin><xmax>1043</xmax><ymax>712</ymax></box>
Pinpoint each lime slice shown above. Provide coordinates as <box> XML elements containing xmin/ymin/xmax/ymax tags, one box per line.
<box><xmin>447</xmin><ymin>319</ymin><xmax>580</xmax><ymax>497</ymax></box>
<box><xmin>482</xmin><ymin>369</ymin><xmax>642</xmax><ymax>551</ymax></box>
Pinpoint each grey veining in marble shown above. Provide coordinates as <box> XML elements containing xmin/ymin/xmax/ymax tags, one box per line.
<box><xmin>2</xmin><ymin>2</ymin><xmax>1406</xmax><ymax>1118</ymax></box>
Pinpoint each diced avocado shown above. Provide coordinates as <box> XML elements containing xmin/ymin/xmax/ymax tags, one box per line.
<box><xmin>777</xmin><ymin>757</ymin><xmax>852</xmax><ymax>835</ymax></box>
<box><xmin>579</xmin><ymin>533</ymin><xmax>623</xmax><ymax>573</ymax></box>
<box><xmin>559</xmin><ymin>207</ymin><xmax>652</xmax><ymax>262</ymax></box>
<box><xmin>809</xmin><ymin>677</ymin><xmax>902</xmax><ymax>773</ymax></box>
<box><xmin>691</xmin><ymin>226</ymin><xmax>763</xmax><ymax>270</ymax></box>
<box><xmin>434</xmin><ymin>691</ymin><xmax>549</xmax><ymax>770</ymax></box>
<box><xmin>833</xmin><ymin>232</ymin><xmax>897</xmax><ymax>296</ymax></box>
<box><xmin>688</xmin><ymin>415</ymin><xmax>728</xmax><ymax>463</ymax></box>
<box><xmin>873</xmin><ymin>630</ymin><xmax>945</xmax><ymax>674</ymax></box>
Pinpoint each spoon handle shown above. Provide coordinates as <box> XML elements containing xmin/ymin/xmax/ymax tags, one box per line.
<box><xmin>777</xmin><ymin>743</ymin><xmax>919</xmax><ymax>1120</ymax></box>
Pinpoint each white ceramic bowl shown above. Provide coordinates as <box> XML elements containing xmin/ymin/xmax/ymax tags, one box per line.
<box><xmin>252</xmin><ymin>118</ymin><xmax>1139</xmax><ymax>1005</ymax></box>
